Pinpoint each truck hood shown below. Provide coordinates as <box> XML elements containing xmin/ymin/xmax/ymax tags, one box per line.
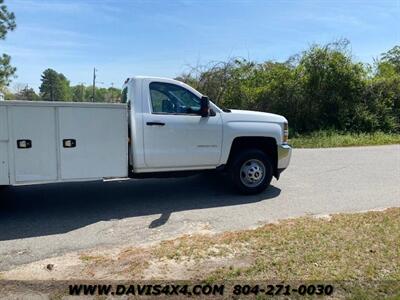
<box><xmin>224</xmin><ymin>109</ymin><xmax>287</xmax><ymax>124</ymax></box>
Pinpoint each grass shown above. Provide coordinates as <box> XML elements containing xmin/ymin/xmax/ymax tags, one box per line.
<box><xmin>79</xmin><ymin>254</ymin><xmax>107</xmax><ymax>263</ymax></box>
<box><xmin>2</xmin><ymin>209</ymin><xmax>398</xmax><ymax>299</ymax></box>
<box><xmin>155</xmin><ymin>209</ymin><xmax>400</xmax><ymax>282</ymax></box>
<box><xmin>79</xmin><ymin>209</ymin><xmax>400</xmax><ymax>288</ymax></box>
<box><xmin>154</xmin><ymin>208</ymin><xmax>400</xmax><ymax>298</ymax></box>
<box><xmin>78</xmin><ymin>248</ymin><xmax>151</xmax><ymax>279</ymax></box>
<box><xmin>290</xmin><ymin>131</ymin><xmax>400</xmax><ymax>148</ymax></box>
<box><xmin>204</xmin><ymin>210</ymin><xmax>399</xmax><ymax>281</ymax></box>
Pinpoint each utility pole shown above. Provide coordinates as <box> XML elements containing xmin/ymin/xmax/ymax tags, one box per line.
<box><xmin>91</xmin><ymin>68</ymin><xmax>97</xmax><ymax>102</ymax></box>
<box><xmin>110</xmin><ymin>82</ymin><xmax>114</xmax><ymax>102</ymax></box>
<box><xmin>78</xmin><ymin>82</ymin><xmax>85</xmax><ymax>102</ymax></box>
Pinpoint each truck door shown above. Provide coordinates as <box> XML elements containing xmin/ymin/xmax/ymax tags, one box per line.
<box><xmin>11</xmin><ymin>106</ymin><xmax>58</xmax><ymax>183</ymax></box>
<box><xmin>142</xmin><ymin>81</ymin><xmax>222</xmax><ymax>168</ymax></box>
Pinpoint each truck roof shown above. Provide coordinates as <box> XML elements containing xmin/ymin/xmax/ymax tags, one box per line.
<box><xmin>123</xmin><ymin>76</ymin><xmax>204</xmax><ymax>98</ymax></box>
<box><xmin>128</xmin><ymin>76</ymin><xmax>180</xmax><ymax>82</ymax></box>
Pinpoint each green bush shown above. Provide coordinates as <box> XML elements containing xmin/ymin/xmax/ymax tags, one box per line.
<box><xmin>179</xmin><ymin>41</ymin><xmax>400</xmax><ymax>135</ymax></box>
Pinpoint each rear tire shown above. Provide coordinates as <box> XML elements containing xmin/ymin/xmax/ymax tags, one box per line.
<box><xmin>230</xmin><ymin>149</ymin><xmax>273</xmax><ymax>195</ymax></box>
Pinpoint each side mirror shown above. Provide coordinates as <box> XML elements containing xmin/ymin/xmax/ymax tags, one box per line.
<box><xmin>200</xmin><ymin>96</ymin><xmax>210</xmax><ymax>117</ymax></box>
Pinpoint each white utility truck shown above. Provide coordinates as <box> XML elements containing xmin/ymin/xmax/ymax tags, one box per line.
<box><xmin>0</xmin><ymin>76</ymin><xmax>291</xmax><ymax>194</ymax></box>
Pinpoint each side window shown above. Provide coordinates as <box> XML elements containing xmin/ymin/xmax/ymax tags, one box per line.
<box><xmin>149</xmin><ymin>82</ymin><xmax>201</xmax><ymax>114</ymax></box>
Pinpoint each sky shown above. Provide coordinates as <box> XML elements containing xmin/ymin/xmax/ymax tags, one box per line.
<box><xmin>1</xmin><ymin>0</ymin><xmax>399</xmax><ymax>91</ymax></box>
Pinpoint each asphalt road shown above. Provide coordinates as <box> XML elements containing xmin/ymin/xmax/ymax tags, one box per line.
<box><xmin>0</xmin><ymin>145</ymin><xmax>399</xmax><ymax>271</ymax></box>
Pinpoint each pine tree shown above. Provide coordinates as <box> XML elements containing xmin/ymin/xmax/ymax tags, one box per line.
<box><xmin>39</xmin><ymin>69</ymin><xmax>71</xmax><ymax>101</ymax></box>
<box><xmin>0</xmin><ymin>0</ymin><xmax>17</xmax><ymax>89</ymax></box>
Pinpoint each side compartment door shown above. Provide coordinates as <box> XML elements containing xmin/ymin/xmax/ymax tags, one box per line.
<box><xmin>0</xmin><ymin>106</ymin><xmax>9</xmax><ymax>185</ymax></box>
<box><xmin>58</xmin><ymin>106</ymin><xmax>128</xmax><ymax>180</ymax></box>
<box><xmin>11</xmin><ymin>106</ymin><xmax>58</xmax><ymax>183</ymax></box>
<box><xmin>0</xmin><ymin>143</ymin><xmax>8</xmax><ymax>185</ymax></box>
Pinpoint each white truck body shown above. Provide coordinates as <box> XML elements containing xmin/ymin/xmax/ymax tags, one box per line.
<box><xmin>0</xmin><ymin>102</ymin><xmax>128</xmax><ymax>185</ymax></box>
<box><xmin>0</xmin><ymin>76</ymin><xmax>292</xmax><ymax>194</ymax></box>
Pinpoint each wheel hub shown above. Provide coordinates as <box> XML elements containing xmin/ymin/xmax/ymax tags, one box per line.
<box><xmin>240</xmin><ymin>159</ymin><xmax>266</xmax><ymax>187</ymax></box>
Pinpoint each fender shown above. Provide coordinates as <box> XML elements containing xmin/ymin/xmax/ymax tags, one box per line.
<box><xmin>220</xmin><ymin>120</ymin><xmax>283</xmax><ymax>165</ymax></box>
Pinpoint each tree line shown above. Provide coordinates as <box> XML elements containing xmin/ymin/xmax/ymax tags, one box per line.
<box><xmin>4</xmin><ymin>68</ymin><xmax>121</xmax><ymax>103</ymax></box>
<box><xmin>178</xmin><ymin>40</ymin><xmax>400</xmax><ymax>134</ymax></box>
<box><xmin>1</xmin><ymin>1</ymin><xmax>399</xmax><ymax>134</ymax></box>
<box><xmin>4</xmin><ymin>41</ymin><xmax>400</xmax><ymax>134</ymax></box>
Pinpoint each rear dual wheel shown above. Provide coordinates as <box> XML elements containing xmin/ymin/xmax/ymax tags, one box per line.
<box><xmin>230</xmin><ymin>149</ymin><xmax>273</xmax><ymax>195</ymax></box>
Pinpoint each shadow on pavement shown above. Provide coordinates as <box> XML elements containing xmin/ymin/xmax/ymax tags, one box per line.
<box><xmin>0</xmin><ymin>173</ymin><xmax>280</xmax><ymax>241</ymax></box>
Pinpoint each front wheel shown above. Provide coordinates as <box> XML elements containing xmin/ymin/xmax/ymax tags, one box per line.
<box><xmin>230</xmin><ymin>149</ymin><xmax>273</xmax><ymax>194</ymax></box>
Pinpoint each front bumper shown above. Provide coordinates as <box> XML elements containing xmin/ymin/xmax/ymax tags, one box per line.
<box><xmin>277</xmin><ymin>143</ymin><xmax>292</xmax><ymax>171</ymax></box>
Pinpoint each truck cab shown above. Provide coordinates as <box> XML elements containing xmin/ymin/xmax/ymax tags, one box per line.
<box><xmin>124</xmin><ymin>76</ymin><xmax>292</xmax><ymax>194</ymax></box>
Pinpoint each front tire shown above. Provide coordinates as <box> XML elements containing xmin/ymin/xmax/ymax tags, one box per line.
<box><xmin>230</xmin><ymin>149</ymin><xmax>273</xmax><ymax>194</ymax></box>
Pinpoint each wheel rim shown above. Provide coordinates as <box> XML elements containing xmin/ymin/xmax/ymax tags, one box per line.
<box><xmin>239</xmin><ymin>159</ymin><xmax>266</xmax><ymax>188</ymax></box>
